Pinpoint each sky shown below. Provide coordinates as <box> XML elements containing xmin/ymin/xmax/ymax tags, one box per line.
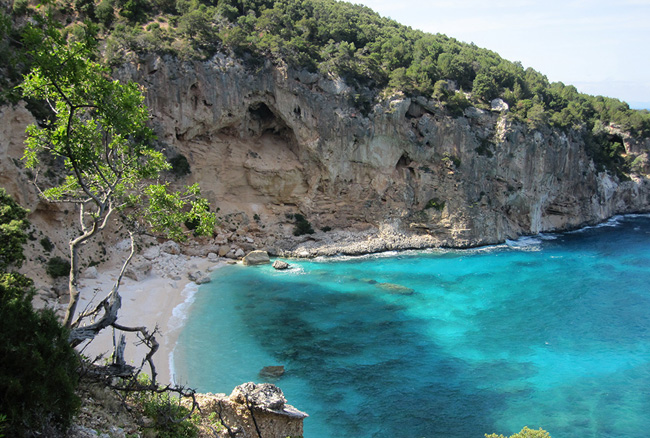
<box><xmin>352</xmin><ymin>0</ymin><xmax>650</xmax><ymax>109</ymax></box>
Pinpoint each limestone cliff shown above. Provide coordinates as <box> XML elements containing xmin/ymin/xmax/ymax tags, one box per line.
<box><xmin>3</xmin><ymin>53</ymin><xmax>650</xmax><ymax>258</ymax></box>
<box><xmin>118</xmin><ymin>54</ymin><xmax>650</xmax><ymax>252</ymax></box>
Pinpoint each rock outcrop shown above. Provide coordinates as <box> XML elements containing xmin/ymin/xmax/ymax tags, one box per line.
<box><xmin>114</xmin><ymin>54</ymin><xmax>650</xmax><ymax>254</ymax></box>
<box><xmin>3</xmin><ymin>54</ymin><xmax>650</xmax><ymax>259</ymax></box>
<box><xmin>242</xmin><ymin>250</ymin><xmax>271</xmax><ymax>266</ymax></box>
<box><xmin>191</xmin><ymin>383</ymin><xmax>307</xmax><ymax>438</ymax></box>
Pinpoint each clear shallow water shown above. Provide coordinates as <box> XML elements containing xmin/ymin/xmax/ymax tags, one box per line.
<box><xmin>173</xmin><ymin>215</ymin><xmax>650</xmax><ymax>438</ymax></box>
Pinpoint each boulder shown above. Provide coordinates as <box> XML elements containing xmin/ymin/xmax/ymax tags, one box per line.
<box><xmin>82</xmin><ymin>266</ymin><xmax>98</xmax><ymax>279</ymax></box>
<box><xmin>272</xmin><ymin>260</ymin><xmax>290</xmax><ymax>270</ymax></box>
<box><xmin>234</xmin><ymin>248</ymin><xmax>246</xmax><ymax>258</ymax></box>
<box><xmin>115</xmin><ymin>238</ymin><xmax>132</xmax><ymax>252</ymax></box>
<box><xmin>230</xmin><ymin>382</ymin><xmax>287</xmax><ymax>411</ymax></box>
<box><xmin>490</xmin><ymin>98</ymin><xmax>509</xmax><ymax>112</ymax></box>
<box><xmin>161</xmin><ymin>240</ymin><xmax>181</xmax><ymax>255</ymax></box>
<box><xmin>125</xmin><ymin>260</ymin><xmax>152</xmax><ymax>281</ymax></box>
<box><xmin>218</xmin><ymin>245</ymin><xmax>230</xmax><ymax>257</ymax></box>
<box><xmin>187</xmin><ymin>270</ymin><xmax>211</xmax><ymax>284</ymax></box>
<box><xmin>242</xmin><ymin>250</ymin><xmax>270</xmax><ymax>266</ymax></box>
<box><xmin>377</xmin><ymin>282</ymin><xmax>415</xmax><ymax>295</ymax></box>
<box><xmin>143</xmin><ymin>245</ymin><xmax>161</xmax><ymax>260</ymax></box>
<box><xmin>207</xmin><ymin>252</ymin><xmax>219</xmax><ymax>262</ymax></box>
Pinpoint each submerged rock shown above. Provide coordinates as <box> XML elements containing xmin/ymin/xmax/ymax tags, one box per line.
<box><xmin>259</xmin><ymin>365</ymin><xmax>285</xmax><ymax>379</ymax></box>
<box><xmin>377</xmin><ymin>282</ymin><xmax>415</xmax><ymax>295</ymax></box>
<box><xmin>243</xmin><ymin>250</ymin><xmax>271</xmax><ymax>266</ymax></box>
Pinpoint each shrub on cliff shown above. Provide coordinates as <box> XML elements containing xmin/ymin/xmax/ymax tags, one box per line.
<box><xmin>292</xmin><ymin>213</ymin><xmax>314</xmax><ymax>236</ymax></box>
<box><xmin>0</xmin><ymin>274</ymin><xmax>80</xmax><ymax>437</ymax></box>
<box><xmin>0</xmin><ymin>189</ymin><xmax>80</xmax><ymax>437</ymax></box>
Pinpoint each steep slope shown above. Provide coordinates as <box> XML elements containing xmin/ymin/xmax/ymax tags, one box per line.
<box><xmin>2</xmin><ymin>0</ymin><xmax>650</xmax><ymax>257</ymax></box>
<box><xmin>114</xmin><ymin>53</ymin><xmax>650</xmax><ymax>254</ymax></box>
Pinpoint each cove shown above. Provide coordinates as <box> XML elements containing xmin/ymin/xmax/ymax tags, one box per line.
<box><xmin>172</xmin><ymin>215</ymin><xmax>650</xmax><ymax>438</ymax></box>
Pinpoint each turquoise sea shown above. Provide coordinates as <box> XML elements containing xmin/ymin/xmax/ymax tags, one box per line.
<box><xmin>172</xmin><ymin>215</ymin><xmax>650</xmax><ymax>438</ymax></box>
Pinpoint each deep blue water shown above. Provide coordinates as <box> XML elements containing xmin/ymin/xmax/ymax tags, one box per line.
<box><xmin>173</xmin><ymin>215</ymin><xmax>650</xmax><ymax>438</ymax></box>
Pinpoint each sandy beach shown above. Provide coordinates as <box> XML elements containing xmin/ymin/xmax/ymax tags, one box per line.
<box><xmin>75</xmin><ymin>249</ymin><xmax>225</xmax><ymax>385</ymax></box>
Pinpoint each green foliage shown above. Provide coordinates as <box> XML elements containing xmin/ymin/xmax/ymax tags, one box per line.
<box><xmin>12</xmin><ymin>0</ymin><xmax>30</xmax><ymax>15</ymax></box>
<box><xmin>40</xmin><ymin>236</ymin><xmax>54</xmax><ymax>252</ymax></box>
<box><xmin>129</xmin><ymin>375</ymin><xmax>198</xmax><ymax>438</ymax></box>
<box><xmin>46</xmin><ymin>256</ymin><xmax>71</xmax><ymax>278</ymax></box>
<box><xmin>11</xmin><ymin>0</ymin><xmax>650</xmax><ymax>183</ymax></box>
<box><xmin>486</xmin><ymin>426</ymin><xmax>551</xmax><ymax>438</ymax></box>
<box><xmin>95</xmin><ymin>0</ymin><xmax>116</xmax><ymax>28</ymax></box>
<box><xmin>292</xmin><ymin>213</ymin><xmax>314</xmax><ymax>236</ymax></box>
<box><xmin>170</xmin><ymin>153</ymin><xmax>191</xmax><ymax>176</ymax></box>
<box><xmin>472</xmin><ymin>72</ymin><xmax>498</xmax><ymax>102</ymax></box>
<box><xmin>0</xmin><ymin>191</ymin><xmax>79</xmax><ymax>437</ymax></box>
<box><xmin>424</xmin><ymin>198</ymin><xmax>445</xmax><ymax>211</ymax></box>
<box><xmin>0</xmin><ymin>188</ymin><xmax>29</xmax><ymax>271</ymax></box>
<box><xmin>0</xmin><ymin>273</ymin><xmax>80</xmax><ymax>437</ymax></box>
<box><xmin>20</xmin><ymin>19</ymin><xmax>215</xmax><ymax>242</ymax></box>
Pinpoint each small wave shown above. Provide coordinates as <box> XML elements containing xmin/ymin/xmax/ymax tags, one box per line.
<box><xmin>569</xmin><ymin>215</ymin><xmax>625</xmax><ymax>234</ymax></box>
<box><xmin>506</xmin><ymin>236</ymin><xmax>543</xmax><ymax>250</ymax></box>
<box><xmin>168</xmin><ymin>281</ymin><xmax>201</xmax><ymax>386</ymax></box>
<box><xmin>168</xmin><ymin>282</ymin><xmax>200</xmax><ymax>333</ymax></box>
<box><xmin>314</xmin><ymin>250</ymin><xmax>401</xmax><ymax>263</ymax></box>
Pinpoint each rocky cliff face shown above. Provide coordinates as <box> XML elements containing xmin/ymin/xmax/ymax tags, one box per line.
<box><xmin>117</xmin><ymin>54</ymin><xmax>650</xmax><ymax>252</ymax></box>
<box><xmin>3</xmin><ymin>54</ymin><xmax>650</xmax><ymax>257</ymax></box>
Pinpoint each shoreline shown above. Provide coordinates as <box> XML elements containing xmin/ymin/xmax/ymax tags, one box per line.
<box><xmin>76</xmin><ymin>249</ymin><xmax>224</xmax><ymax>385</ymax></box>
<box><xmin>72</xmin><ymin>213</ymin><xmax>648</xmax><ymax>385</ymax></box>
<box><xmin>278</xmin><ymin>212</ymin><xmax>650</xmax><ymax>258</ymax></box>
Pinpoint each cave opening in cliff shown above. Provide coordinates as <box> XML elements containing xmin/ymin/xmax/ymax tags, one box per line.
<box><xmin>246</xmin><ymin>101</ymin><xmax>296</xmax><ymax>143</ymax></box>
<box><xmin>396</xmin><ymin>153</ymin><xmax>415</xmax><ymax>177</ymax></box>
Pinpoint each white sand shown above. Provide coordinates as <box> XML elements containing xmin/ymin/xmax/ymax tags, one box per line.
<box><xmin>75</xmin><ymin>254</ymin><xmax>225</xmax><ymax>385</ymax></box>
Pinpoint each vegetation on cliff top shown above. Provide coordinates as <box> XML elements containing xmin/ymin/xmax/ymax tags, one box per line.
<box><xmin>6</xmin><ymin>0</ymin><xmax>650</xmax><ymax>137</ymax></box>
<box><xmin>2</xmin><ymin>0</ymin><xmax>648</xmax><ymax>179</ymax></box>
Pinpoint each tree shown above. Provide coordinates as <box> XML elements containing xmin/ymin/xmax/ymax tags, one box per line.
<box><xmin>20</xmin><ymin>18</ymin><xmax>215</xmax><ymax>383</ymax></box>
<box><xmin>472</xmin><ymin>72</ymin><xmax>499</xmax><ymax>102</ymax></box>
<box><xmin>0</xmin><ymin>189</ymin><xmax>80</xmax><ymax>437</ymax></box>
<box><xmin>0</xmin><ymin>188</ymin><xmax>29</xmax><ymax>271</ymax></box>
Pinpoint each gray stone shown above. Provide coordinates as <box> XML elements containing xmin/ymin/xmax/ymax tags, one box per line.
<box><xmin>207</xmin><ymin>252</ymin><xmax>219</xmax><ymax>262</ymax></box>
<box><xmin>188</xmin><ymin>270</ymin><xmax>211</xmax><ymax>284</ymax></box>
<box><xmin>125</xmin><ymin>260</ymin><xmax>152</xmax><ymax>281</ymax></box>
<box><xmin>82</xmin><ymin>266</ymin><xmax>98</xmax><ymax>279</ymax></box>
<box><xmin>218</xmin><ymin>245</ymin><xmax>230</xmax><ymax>257</ymax></box>
<box><xmin>230</xmin><ymin>382</ymin><xmax>286</xmax><ymax>411</ymax></box>
<box><xmin>143</xmin><ymin>245</ymin><xmax>161</xmax><ymax>260</ymax></box>
<box><xmin>272</xmin><ymin>260</ymin><xmax>290</xmax><ymax>270</ymax></box>
<box><xmin>491</xmin><ymin>98</ymin><xmax>509</xmax><ymax>112</ymax></box>
<box><xmin>115</xmin><ymin>238</ymin><xmax>132</xmax><ymax>252</ymax></box>
<box><xmin>161</xmin><ymin>240</ymin><xmax>181</xmax><ymax>255</ymax></box>
<box><xmin>234</xmin><ymin>248</ymin><xmax>246</xmax><ymax>258</ymax></box>
<box><xmin>242</xmin><ymin>250</ymin><xmax>270</xmax><ymax>266</ymax></box>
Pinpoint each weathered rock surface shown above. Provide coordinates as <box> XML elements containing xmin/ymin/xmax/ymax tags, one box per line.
<box><xmin>187</xmin><ymin>270</ymin><xmax>211</xmax><ymax>284</ymax></box>
<box><xmin>124</xmin><ymin>260</ymin><xmax>152</xmax><ymax>281</ymax></box>
<box><xmin>189</xmin><ymin>383</ymin><xmax>307</xmax><ymax>438</ymax></box>
<box><xmin>110</xmin><ymin>54</ymin><xmax>650</xmax><ymax>255</ymax></box>
<box><xmin>242</xmin><ymin>250</ymin><xmax>271</xmax><ymax>265</ymax></box>
<box><xmin>3</xmin><ymin>54</ymin><xmax>650</xmax><ymax>261</ymax></box>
